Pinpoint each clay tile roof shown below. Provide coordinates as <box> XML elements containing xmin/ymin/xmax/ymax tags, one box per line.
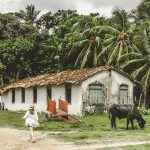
<box><xmin>0</xmin><ymin>66</ymin><xmax>136</xmax><ymax>94</ymax></box>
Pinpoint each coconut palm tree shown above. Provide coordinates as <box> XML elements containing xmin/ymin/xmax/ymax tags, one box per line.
<box><xmin>68</xmin><ymin>15</ymin><xmax>105</xmax><ymax>69</ymax></box>
<box><xmin>68</xmin><ymin>28</ymin><xmax>102</xmax><ymax>69</ymax></box>
<box><xmin>130</xmin><ymin>0</ymin><xmax>150</xmax><ymax>21</ymax></box>
<box><xmin>96</xmin><ymin>8</ymin><xmax>140</xmax><ymax>67</ymax></box>
<box><xmin>71</xmin><ymin>14</ymin><xmax>106</xmax><ymax>33</ymax></box>
<box><xmin>121</xmin><ymin>20</ymin><xmax>150</xmax><ymax>102</ymax></box>
<box><xmin>19</xmin><ymin>4</ymin><xmax>40</xmax><ymax>24</ymax></box>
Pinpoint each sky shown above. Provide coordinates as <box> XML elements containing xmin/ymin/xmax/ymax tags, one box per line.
<box><xmin>0</xmin><ymin>0</ymin><xmax>142</xmax><ymax>17</ymax></box>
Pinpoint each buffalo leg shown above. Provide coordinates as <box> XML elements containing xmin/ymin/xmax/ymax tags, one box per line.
<box><xmin>111</xmin><ymin>117</ymin><xmax>114</xmax><ymax>128</ymax></box>
<box><xmin>111</xmin><ymin>117</ymin><xmax>116</xmax><ymax>128</ymax></box>
<box><xmin>126</xmin><ymin>119</ymin><xmax>129</xmax><ymax>130</ymax></box>
<box><xmin>130</xmin><ymin>119</ymin><xmax>134</xmax><ymax>130</ymax></box>
<box><xmin>114</xmin><ymin>117</ymin><xmax>117</xmax><ymax>128</ymax></box>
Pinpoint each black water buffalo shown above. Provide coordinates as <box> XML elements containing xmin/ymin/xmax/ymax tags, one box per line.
<box><xmin>109</xmin><ymin>104</ymin><xmax>146</xmax><ymax>130</ymax></box>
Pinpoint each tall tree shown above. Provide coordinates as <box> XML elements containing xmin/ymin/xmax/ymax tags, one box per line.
<box><xmin>0</xmin><ymin>13</ymin><xmax>20</xmax><ymax>39</ymax></box>
<box><xmin>97</xmin><ymin>8</ymin><xmax>139</xmax><ymax>67</ymax></box>
<box><xmin>68</xmin><ymin>15</ymin><xmax>106</xmax><ymax>69</ymax></box>
<box><xmin>130</xmin><ymin>0</ymin><xmax>150</xmax><ymax>21</ymax></box>
<box><xmin>51</xmin><ymin>10</ymin><xmax>79</xmax><ymax>70</ymax></box>
<box><xmin>19</xmin><ymin>4</ymin><xmax>40</xmax><ymax>24</ymax></box>
<box><xmin>68</xmin><ymin>29</ymin><xmax>102</xmax><ymax>69</ymax></box>
<box><xmin>71</xmin><ymin>13</ymin><xmax>105</xmax><ymax>33</ymax></box>
<box><xmin>121</xmin><ymin>20</ymin><xmax>150</xmax><ymax>104</ymax></box>
<box><xmin>36</xmin><ymin>11</ymin><xmax>57</xmax><ymax>30</ymax></box>
<box><xmin>0</xmin><ymin>38</ymin><xmax>34</xmax><ymax>84</ymax></box>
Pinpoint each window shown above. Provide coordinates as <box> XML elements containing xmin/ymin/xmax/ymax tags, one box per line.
<box><xmin>119</xmin><ymin>84</ymin><xmax>128</xmax><ymax>104</ymax></box>
<box><xmin>33</xmin><ymin>87</ymin><xmax>37</xmax><ymax>103</ymax></box>
<box><xmin>12</xmin><ymin>89</ymin><xmax>15</xmax><ymax>103</ymax></box>
<box><xmin>66</xmin><ymin>84</ymin><xmax>71</xmax><ymax>104</ymax></box>
<box><xmin>21</xmin><ymin>88</ymin><xmax>25</xmax><ymax>103</ymax></box>
<box><xmin>89</xmin><ymin>84</ymin><xmax>103</xmax><ymax>105</ymax></box>
<box><xmin>47</xmin><ymin>85</ymin><xmax>51</xmax><ymax>99</ymax></box>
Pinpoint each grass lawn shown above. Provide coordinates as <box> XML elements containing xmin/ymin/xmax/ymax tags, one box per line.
<box><xmin>0</xmin><ymin>111</ymin><xmax>150</xmax><ymax>149</ymax></box>
<box><xmin>102</xmin><ymin>144</ymin><xmax>150</xmax><ymax>150</ymax></box>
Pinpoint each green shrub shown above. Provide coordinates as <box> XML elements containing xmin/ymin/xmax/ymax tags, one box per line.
<box><xmin>139</xmin><ymin>107</ymin><xmax>150</xmax><ymax>115</ymax></box>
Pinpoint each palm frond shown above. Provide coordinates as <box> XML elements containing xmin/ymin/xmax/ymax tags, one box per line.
<box><xmin>68</xmin><ymin>39</ymin><xmax>88</xmax><ymax>57</ymax></box>
<box><xmin>107</xmin><ymin>44</ymin><xmax>120</xmax><ymax>66</ymax></box>
<box><xmin>121</xmin><ymin>59</ymin><xmax>145</xmax><ymax>70</ymax></box>
<box><xmin>82</xmin><ymin>29</ymin><xmax>94</xmax><ymax>38</ymax></box>
<box><xmin>128</xmin><ymin>44</ymin><xmax>135</xmax><ymax>53</ymax></box>
<box><xmin>95</xmin><ymin>37</ymin><xmax>102</xmax><ymax>54</ymax></box>
<box><xmin>93</xmin><ymin>25</ymin><xmax>119</xmax><ymax>35</ymax></box>
<box><xmin>131</xmin><ymin>43</ymin><xmax>140</xmax><ymax>53</ymax></box>
<box><xmin>93</xmin><ymin>47</ymin><xmax>98</xmax><ymax>67</ymax></box>
<box><xmin>123</xmin><ymin>45</ymin><xmax>129</xmax><ymax>54</ymax></box>
<box><xmin>131</xmin><ymin>64</ymin><xmax>148</xmax><ymax>79</ymax></box>
<box><xmin>68</xmin><ymin>43</ymin><xmax>78</xmax><ymax>57</ymax></box>
<box><xmin>146</xmin><ymin>1</ymin><xmax>150</xmax><ymax>4</ymax></box>
<box><xmin>103</xmin><ymin>37</ymin><xmax>115</xmax><ymax>45</ymax></box>
<box><xmin>118</xmin><ymin>42</ymin><xmax>123</xmax><ymax>60</ymax></box>
<box><xmin>119</xmin><ymin>52</ymin><xmax>142</xmax><ymax>62</ymax></box>
<box><xmin>134</xmin><ymin>27</ymin><xmax>150</xmax><ymax>54</ymax></box>
<box><xmin>141</xmin><ymin>28</ymin><xmax>150</xmax><ymax>53</ymax></box>
<box><xmin>78</xmin><ymin>40</ymin><xmax>88</xmax><ymax>47</ymax></box>
<box><xmin>141</xmin><ymin>68</ymin><xmax>150</xmax><ymax>97</ymax></box>
<box><xmin>80</xmin><ymin>45</ymin><xmax>91</xmax><ymax>69</ymax></box>
<box><xmin>74</xmin><ymin>44</ymin><xmax>89</xmax><ymax>67</ymax></box>
<box><xmin>116</xmin><ymin>42</ymin><xmax>123</xmax><ymax>67</ymax></box>
<box><xmin>138</xmin><ymin>28</ymin><xmax>150</xmax><ymax>53</ymax></box>
<box><xmin>98</xmin><ymin>42</ymin><xmax>113</xmax><ymax>59</ymax></box>
<box><xmin>95</xmin><ymin>37</ymin><xmax>101</xmax><ymax>47</ymax></box>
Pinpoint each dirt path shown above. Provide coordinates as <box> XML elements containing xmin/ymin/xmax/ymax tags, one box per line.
<box><xmin>0</xmin><ymin>128</ymin><xmax>75</xmax><ymax>150</ymax></box>
<box><xmin>0</xmin><ymin>128</ymin><xmax>150</xmax><ymax>150</ymax></box>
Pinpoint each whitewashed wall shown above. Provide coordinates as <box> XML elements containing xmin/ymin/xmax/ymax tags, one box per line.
<box><xmin>1</xmin><ymin>86</ymin><xmax>47</xmax><ymax>112</ymax></box>
<box><xmin>69</xmin><ymin>84</ymin><xmax>82</xmax><ymax>116</ymax></box>
<box><xmin>36</xmin><ymin>86</ymin><xmax>47</xmax><ymax>112</ymax></box>
<box><xmin>24</xmin><ymin>87</ymin><xmax>34</xmax><ymax>111</ymax></box>
<box><xmin>52</xmin><ymin>84</ymin><xmax>65</xmax><ymax>102</ymax></box>
<box><xmin>1</xmin><ymin>84</ymin><xmax>82</xmax><ymax>114</ymax></box>
<box><xmin>51</xmin><ymin>84</ymin><xmax>82</xmax><ymax>116</ymax></box>
<box><xmin>1</xmin><ymin>90</ymin><xmax>11</xmax><ymax>110</ymax></box>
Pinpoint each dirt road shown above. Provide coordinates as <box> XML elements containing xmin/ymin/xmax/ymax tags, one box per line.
<box><xmin>0</xmin><ymin>128</ymin><xmax>150</xmax><ymax>150</ymax></box>
<box><xmin>0</xmin><ymin>128</ymin><xmax>75</xmax><ymax>150</ymax></box>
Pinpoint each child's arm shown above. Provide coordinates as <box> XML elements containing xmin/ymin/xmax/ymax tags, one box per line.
<box><xmin>21</xmin><ymin>111</ymin><xmax>29</xmax><ymax>119</ymax></box>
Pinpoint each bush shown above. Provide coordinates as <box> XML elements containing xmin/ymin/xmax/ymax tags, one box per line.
<box><xmin>139</xmin><ymin>107</ymin><xmax>150</xmax><ymax>115</ymax></box>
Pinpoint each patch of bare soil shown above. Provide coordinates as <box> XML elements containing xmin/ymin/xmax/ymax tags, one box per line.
<box><xmin>0</xmin><ymin>128</ymin><xmax>150</xmax><ymax>150</ymax></box>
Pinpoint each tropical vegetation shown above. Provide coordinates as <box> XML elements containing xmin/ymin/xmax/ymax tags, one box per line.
<box><xmin>0</xmin><ymin>0</ymin><xmax>149</xmax><ymax>106</ymax></box>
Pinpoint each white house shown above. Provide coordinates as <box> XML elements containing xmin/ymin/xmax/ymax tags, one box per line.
<box><xmin>0</xmin><ymin>66</ymin><xmax>137</xmax><ymax>116</ymax></box>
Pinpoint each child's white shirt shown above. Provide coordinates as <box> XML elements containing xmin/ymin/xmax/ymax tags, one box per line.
<box><xmin>23</xmin><ymin>111</ymin><xmax>39</xmax><ymax>127</ymax></box>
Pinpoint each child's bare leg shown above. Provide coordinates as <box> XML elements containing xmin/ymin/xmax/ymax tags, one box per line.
<box><xmin>28</xmin><ymin>131</ymin><xmax>32</xmax><ymax>141</ymax></box>
<box><xmin>29</xmin><ymin>127</ymin><xmax>35</xmax><ymax>142</ymax></box>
